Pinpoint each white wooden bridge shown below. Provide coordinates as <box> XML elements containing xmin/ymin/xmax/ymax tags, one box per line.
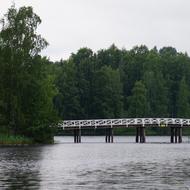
<box><xmin>59</xmin><ymin>118</ymin><xmax>188</xmax><ymax>143</ymax></box>
<box><xmin>61</xmin><ymin>118</ymin><xmax>190</xmax><ymax>129</ymax></box>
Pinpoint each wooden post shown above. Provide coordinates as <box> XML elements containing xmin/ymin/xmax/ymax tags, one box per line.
<box><xmin>139</xmin><ymin>127</ymin><xmax>142</xmax><ymax>143</ymax></box>
<box><xmin>170</xmin><ymin>127</ymin><xmax>174</xmax><ymax>143</ymax></box>
<box><xmin>143</xmin><ymin>127</ymin><xmax>146</xmax><ymax>143</ymax></box>
<box><xmin>111</xmin><ymin>128</ymin><xmax>114</xmax><ymax>143</ymax></box>
<box><xmin>74</xmin><ymin>129</ymin><xmax>76</xmax><ymax>143</ymax></box>
<box><xmin>105</xmin><ymin>128</ymin><xmax>113</xmax><ymax>143</ymax></box>
<box><xmin>142</xmin><ymin>127</ymin><xmax>146</xmax><ymax>143</ymax></box>
<box><xmin>108</xmin><ymin>128</ymin><xmax>110</xmax><ymax>143</ymax></box>
<box><xmin>136</xmin><ymin>127</ymin><xmax>139</xmax><ymax>143</ymax></box>
<box><xmin>140</xmin><ymin>127</ymin><xmax>146</xmax><ymax>143</ymax></box>
<box><xmin>78</xmin><ymin>129</ymin><xmax>81</xmax><ymax>143</ymax></box>
<box><xmin>74</xmin><ymin>129</ymin><xmax>81</xmax><ymax>143</ymax></box>
<box><xmin>105</xmin><ymin>128</ymin><xmax>108</xmax><ymax>143</ymax></box>
<box><xmin>76</xmin><ymin>129</ymin><xmax>78</xmax><ymax>143</ymax></box>
<box><xmin>178</xmin><ymin>127</ymin><xmax>182</xmax><ymax>143</ymax></box>
<box><xmin>175</xmin><ymin>127</ymin><xmax>178</xmax><ymax>143</ymax></box>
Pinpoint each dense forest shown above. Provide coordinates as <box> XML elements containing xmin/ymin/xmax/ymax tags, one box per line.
<box><xmin>55</xmin><ymin>45</ymin><xmax>190</xmax><ymax>120</ymax></box>
<box><xmin>1</xmin><ymin>6</ymin><xmax>190</xmax><ymax>143</ymax></box>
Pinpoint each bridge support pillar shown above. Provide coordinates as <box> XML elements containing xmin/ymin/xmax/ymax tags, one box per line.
<box><xmin>136</xmin><ymin>127</ymin><xmax>140</xmax><ymax>143</ymax></box>
<box><xmin>170</xmin><ymin>127</ymin><xmax>182</xmax><ymax>143</ymax></box>
<box><xmin>105</xmin><ymin>128</ymin><xmax>113</xmax><ymax>143</ymax></box>
<box><xmin>74</xmin><ymin>129</ymin><xmax>81</xmax><ymax>143</ymax></box>
<box><xmin>174</xmin><ymin>127</ymin><xmax>178</xmax><ymax>143</ymax></box>
<box><xmin>170</xmin><ymin>127</ymin><xmax>174</xmax><ymax>143</ymax></box>
<box><xmin>136</xmin><ymin>127</ymin><xmax>146</xmax><ymax>143</ymax></box>
<box><xmin>178</xmin><ymin>127</ymin><xmax>182</xmax><ymax>143</ymax></box>
<box><xmin>140</xmin><ymin>127</ymin><xmax>146</xmax><ymax>143</ymax></box>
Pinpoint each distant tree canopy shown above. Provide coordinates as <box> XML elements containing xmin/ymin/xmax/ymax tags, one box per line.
<box><xmin>1</xmin><ymin>5</ymin><xmax>190</xmax><ymax>142</ymax></box>
<box><xmin>55</xmin><ymin>45</ymin><xmax>190</xmax><ymax>120</ymax></box>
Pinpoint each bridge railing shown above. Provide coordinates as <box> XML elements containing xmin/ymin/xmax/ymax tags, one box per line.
<box><xmin>59</xmin><ymin>118</ymin><xmax>190</xmax><ymax>129</ymax></box>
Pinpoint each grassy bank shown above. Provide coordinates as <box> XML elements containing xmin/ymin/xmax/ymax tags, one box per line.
<box><xmin>0</xmin><ymin>134</ymin><xmax>33</xmax><ymax>145</ymax></box>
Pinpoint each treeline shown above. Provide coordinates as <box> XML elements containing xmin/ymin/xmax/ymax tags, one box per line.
<box><xmin>54</xmin><ymin>45</ymin><xmax>190</xmax><ymax>120</ymax></box>
<box><xmin>1</xmin><ymin>6</ymin><xmax>190</xmax><ymax>143</ymax></box>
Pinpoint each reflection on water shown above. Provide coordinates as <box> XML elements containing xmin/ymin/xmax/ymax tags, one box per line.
<box><xmin>0</xmin><ymin>147</ymin><xmax>42</xmax><ymax>190</ymax></box>
<box><xmin>0</xmin><ymin>136</ymin><xmax>190</xmax><ymax>190</ymax></box>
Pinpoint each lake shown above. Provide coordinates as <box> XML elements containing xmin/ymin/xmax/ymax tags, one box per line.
<box><xmin>0</xmin><ymin>136</ymin><xmax>190</xmax><ymax>190</ymax></box>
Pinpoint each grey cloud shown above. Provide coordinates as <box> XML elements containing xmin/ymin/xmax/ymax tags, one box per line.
<box><xmin>0</xmin><ymin>0</ymin><xmax>189</xmax><ymax>61</ymax></box>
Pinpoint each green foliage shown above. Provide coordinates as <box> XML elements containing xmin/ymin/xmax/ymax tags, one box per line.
<box><xmin>0</xmin><ymin>134</ymin><xmax>33</xmax><ymax>145</ymax></box>
<box><xmin>176</xmin><ymin>77</ymin><xmax>190</xmax><ymax>118</ymax></box>
<box><xmin>143</xmin><ymin>71</ymin><xmax>168</xmax><ymax>117</ymax></box>
<box><xmin>55</xmin><ymin>48</ymin><xmax>123</xmax><ymax>119</ymax></box>
<box><xmin>91</xmin><ymin>66</ymin><xmax>123</xmax><ymax>118</ymax></box>
<box><xmin>27</xmin><ymin>125</ymin><xmax>54</xmax><ymax>144</ymax></box>
<box><xmin>55</xmin><ymin>44</ymin><xmax>190</xmax><ymax>120</ymax></box>
<box><xmin>96</xmin><ymin>44</ymin><xmax>123</xmax><ymax>69</ymax></box>
<box><xmin>127</xmin><ymin>81</ymin><xmax>148</xmax><ymax>117</ymax></box>
<box><xmin>2</xmin><ymin>5</ymin><xmax>190</xmax><ymax>141</ymax></box>
<box><xmin>0</xmin><ymin>5</ymin><xmax>58</xmax><ymax>143</ymax></box>
<box><xmin>54</xmin><ymin>60</ymin><xmax>81</xmax><ymax>119</ymax></box>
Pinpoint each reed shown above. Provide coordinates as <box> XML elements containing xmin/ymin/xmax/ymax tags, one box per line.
<box><xmin>0</xmin><ymin>134</ymin><xmax>33</xmax><ymax>145</ymax></box>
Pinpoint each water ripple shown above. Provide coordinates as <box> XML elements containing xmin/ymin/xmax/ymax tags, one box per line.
<box><xmin>0</xmin><ymin>136</ymin><xmax>190</xmax><ymax>190</ymax></box>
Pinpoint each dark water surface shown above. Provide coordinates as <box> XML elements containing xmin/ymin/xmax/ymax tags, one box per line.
<box><xmin>0</xmin><ymin>136</ymin><xmax>190</xmax><ymax>190</ymax></box>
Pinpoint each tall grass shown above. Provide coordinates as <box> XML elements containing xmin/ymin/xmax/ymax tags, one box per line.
<box><xmin>0</xmin><ymin>134</ymin><xmax>33</xmax><ymax>145</ymax></box>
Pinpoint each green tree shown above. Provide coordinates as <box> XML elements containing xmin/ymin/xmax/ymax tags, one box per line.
<box><xmin>0</xmin><ymin>6</ymin><xmax>57</xmax><ymax>143</ymax></box>
<box><xmin>72</xmin><ymin>48</ymin><xmax>95</xmax><ymax>118</ymax></box>
<box><xmin>159</xmin><ymin>47</ymin><xmax>181</xmax><ymax>117</ymax></box>
<box><xmin>91</xmin><ymin>66</ymin><xmax>123</xmax><ymax>118</ymax></box>
<box><xmin>54</xmin><ymin>60</ymin><xmax>81</xmax><ymax>119</ymax></box>
<box><xmin>143</xmin><ymin>71</ymin><xmax>168</xmax><ymax>117</ymax></box>
<box><xmin>127</xmin><ymin>81</ymin><xmax>149</xmax><ymax>117</ymax></box>
<box><xmin>96</xmin><ymin>44</ymin><xmax>123</xmax><ymax>69</ymax></box>
<box><xmin>176</xmin><ymin>77</ymin><xmax>190</xmax><ymax>118</ymax></box>
<box><xmin>121</xmin><ymin>45</ymin><xmax>149</xmax><ymax>111</ymax></box>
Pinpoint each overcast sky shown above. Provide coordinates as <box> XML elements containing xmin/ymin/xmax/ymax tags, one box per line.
<box><xmin>1</xmin><ymin>0</ymin><xmax>190</xmax><ymax>61</ymax></box>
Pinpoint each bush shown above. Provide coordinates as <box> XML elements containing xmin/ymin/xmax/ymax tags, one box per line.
<box><xmin>0</xmin><ymin>134</ymin><xmax>33</xmax><ymax>145</ymax></box>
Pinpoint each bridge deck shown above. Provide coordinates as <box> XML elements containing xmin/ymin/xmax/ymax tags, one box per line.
<box><xmin>60</xmin><ymin>118</ymin><xmax>190</xmax><ymax>130</ymax></box>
